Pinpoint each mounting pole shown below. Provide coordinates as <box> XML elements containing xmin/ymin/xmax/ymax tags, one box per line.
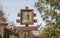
<box><xmin>26</xmin><ymin>24</ymin><xmax>28</xmax><ymax>27</ymax></box>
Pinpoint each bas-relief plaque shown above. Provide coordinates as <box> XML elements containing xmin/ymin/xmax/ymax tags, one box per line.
<box><xmin>21</xmin><ymin>10</ymin><xmax>34</xmax><ymax>25</ymax></box>
<box><xmin>22</xmin><ymin>12</ymin><xmax>33</xmax><ymax>23</ymax></box>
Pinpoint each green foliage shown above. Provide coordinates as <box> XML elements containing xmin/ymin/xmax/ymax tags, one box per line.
<box><xmin>35</xmin><ymin>0</ymin><xmax>60</xmax><ymax>38</ymax></box>
<box><xmin>10</xmin><ymin>35</ymin><xmax>15</xmax><ymax>38</ymax></box>
<box><xmin>10</xmin><ymin>34</ymin><xmax>19</xmax><ymax>38</ymax></box>
<box><xmin>4</xmin><ymin>28</ymin><xmax>19</xmax><ymax>38</ymax></box>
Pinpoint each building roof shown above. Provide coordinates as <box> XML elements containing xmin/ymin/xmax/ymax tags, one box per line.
<box><xmin>15</xmin><ymin>26</ymin><xmax>38</xmax><ymax>31</ymax></box>
<box><xmin>0</xmin><ymin>20</ymin><xmax>8</xmax><ymax>26</ymax></box>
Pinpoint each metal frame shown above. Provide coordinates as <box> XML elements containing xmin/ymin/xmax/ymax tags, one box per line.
<box><xmin>20</xmin><ymin>9</ymin><xmax>34</xmax><ymax>25</ymax></box>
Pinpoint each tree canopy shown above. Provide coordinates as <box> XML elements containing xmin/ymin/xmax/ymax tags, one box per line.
<box><xmin>35</xmin><ymin>0</ymin><xmax>60</xmax><ymax>38</ymax></box>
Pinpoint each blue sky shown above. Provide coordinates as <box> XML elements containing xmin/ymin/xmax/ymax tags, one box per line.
<box><xmin>3</xmin><ymin>0</ymin><xmax>45</xmax><ymax>26</ymax></box>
